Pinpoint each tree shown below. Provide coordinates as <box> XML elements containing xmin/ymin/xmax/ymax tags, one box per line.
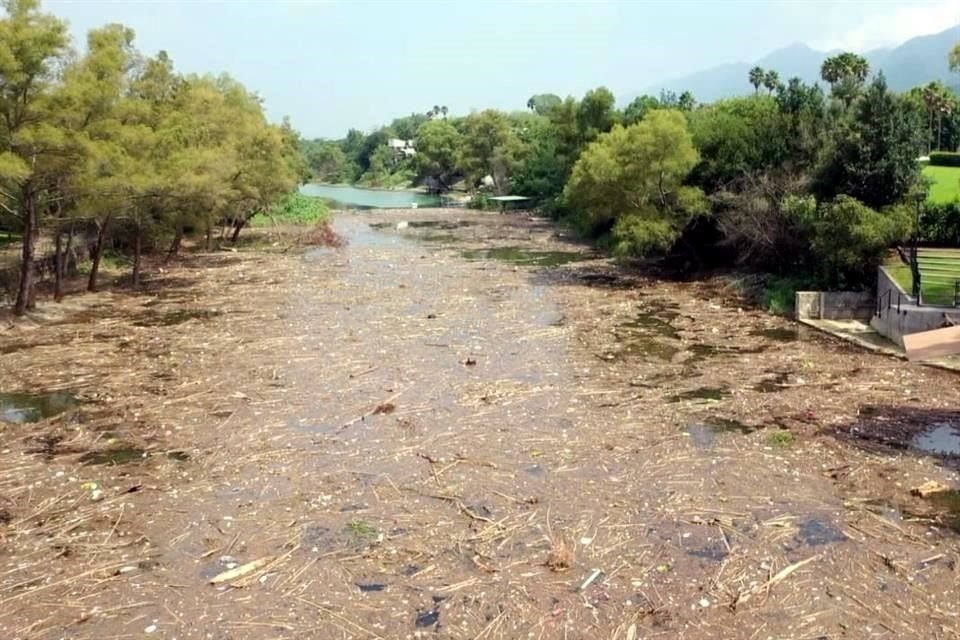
<box><xmin>457</xmin><ymin>109</ymin><xmax>521</xmax><ymax>192</ymax></box>
<box><xmin>576</xmin><ymin>87</ymin><xmax>618</xmax><ymax>144</ymax></box>
<box><xmin>809</xmin><ymin>195</ymin><xmax>910</xmax><ymax>287</ymax></box>
<box><xmin>749</xmin><ymin>67</ymin><xmax>764</xmax><ymax>94</ymax></box>
<box><xmin>0</xmin><ymin>0</ymin><xmax>70</xmax><ymax>315</ymax></box>
<box><xmin>815</xmin><ymin>74</ymin><xmax>923</xmax><ymax>209</ymax></box>
<box><xmin>414</xmin><ymin>119</ymin><xmax>461</xmax><ymax>191</ymax></box>
<box><xmin>526</xmin><ymin>93</ymin><xmax>562</xmax><ymax>115</ymax></box>
<box><xmin>564</xmin><ymin>110</ymin><xmax>707</xmax><ymax>256</ymax></box>
<box><xmin>678</xmin><ymin>91</ymin><xmax>696</xmax><ymax>111</ymax></box>
<box><xmin>623</xmin><ymin>95</ymin><xmax>661</xmax><ymax>125</ymax></box>
<box><xmin>762</xmin><ymin>70</ymin><xmax>781</xmax><ymax>95</ymax></box>
<box><xmin>949</xmin><ymin>42</ymin><xmax>960</xmax><ymax>72</ymax></box>
<box><xmin>686</xmin><ymin>96</ymin><xmax>785</xmax><ymax>191</ymax></box>
<box><xmin>820</xmin><ymin>52</ymin><xmax>869</xmax><ymax>108</ymax></box>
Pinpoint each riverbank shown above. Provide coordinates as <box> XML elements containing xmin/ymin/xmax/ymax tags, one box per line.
<box><xmin>1</xmin><ymin>209</ymin><xmax>958</xmax><ymax>638</ymax></box>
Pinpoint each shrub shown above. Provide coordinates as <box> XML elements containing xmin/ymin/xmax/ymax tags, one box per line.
<box><xmin>809</xmin><ymin>195</ymin><xmax>911</xmax><ymax>288</ymax></box>
<box><xmin>929</xmin><ymin>152</ymin><xmax>960</xmax><ymax>167</ymax></box>
<box><xmin>921</xmin><ymin>202</ymin><xmax>960</xmax><ymax>244</ymax></box>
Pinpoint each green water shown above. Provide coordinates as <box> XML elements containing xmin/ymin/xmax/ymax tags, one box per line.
<box><xmin>300</xmin><ymin>184</ymin><xmax>442</xmax><ymax>209</ymax></box>
<box><xmin>460</xmin><ymin>247</ymin><xmax>585</xmax><ymax>266</ymax></box>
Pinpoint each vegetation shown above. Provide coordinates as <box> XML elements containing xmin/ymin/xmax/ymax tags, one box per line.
<box><xmin>0</xmin><ymin>0</ymin><xmax>304</xmax><ymax>315</ymax></box>
<box><xmin>252</xmin><ymin>194</ymin><xmax>329</xmax><ymax>227</ymax></box>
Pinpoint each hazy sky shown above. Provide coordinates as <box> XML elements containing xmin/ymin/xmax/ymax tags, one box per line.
<box><xmin>46</xmin><ymin>0</ymin><xmax>960</xmax><ymax>139</ymax></box>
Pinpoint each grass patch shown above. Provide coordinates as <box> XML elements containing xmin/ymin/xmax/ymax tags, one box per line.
<box><xmin>923</xmin><ymin>165</ymin><xmax>960</xmax><ymax>204</ymax></box>
<box><xmin>766</xmin><ymin>430</ymin><xmax>796</xmax><ymax>448</ymax></box>
<box><xmin>885</xmin><ymin>255</ymin><xmax>960</xmax><ymax>305</ymax></box>
<box><xmin>346</xmin><ymin>520</ymin><xmax>378</xmax><ymax>538</ymax></box>
<box><xmin>251</xmin><ymin>193</ymin><xmax>330</xmax><ymax>227</ymax></box>
<box><xmin>763</xmin><ymin>276</ymin><xmax>810</xmax><ymax>315</ymax></box>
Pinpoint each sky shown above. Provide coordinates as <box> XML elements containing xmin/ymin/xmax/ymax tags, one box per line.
<box><xmin>45</xmin><ymin>0</ymin><xmax>960</xmax><ymax>139</ymax></box>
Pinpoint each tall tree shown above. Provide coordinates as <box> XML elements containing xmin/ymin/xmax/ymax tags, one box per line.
<box><xmin>749</xmin><ymin>66</ymin><xmax>765</xmax><ymax>94</ymax></box>
<box><xmin>0</xmin><ymin>0</ymin><xmax>69</xmax><ymax>315</ymax></box>
<box><xmin>815</xmin><ymin>74</ymin><xmax>923</xmax><ymax>209</ymax></box>
<box><xmin>820</xmin><ymin>52</ymin><xmax>869</xmax><ymax>108</ymax></box>
<box><xmin>762</xmin><ymin>70</ymin><xmax>781</xmax><ymax>95</ymax></box>
<box><xmin>623</xmin><ymin>95</ymin><xmax>661</xmax><ymax>125</ymax></box>
<box><xmin>414</xmin><ymin>119</ymin><xmax>461</xmax><ymax>191</ymax></box>
<box><xmin>949</xmin><ymin>42</ymin><xmax>960</xmax><ymax>72</ymax></box>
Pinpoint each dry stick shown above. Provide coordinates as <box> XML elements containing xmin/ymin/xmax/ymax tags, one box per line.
<box><xmin>296</xmin><ymin>597</ymin><xmax>384</xmax><ymax>640</ymax></box>
<box><xmin>739</xmin><ymin>554</ymin><xmax>820</xmax><ymax>604</ymax></box>
<box><xmin>337</xmin><ymin>389</ymin><xmax>405</xmax><ymax>432</ymax></box>
<box><xmin>89</xmin><ymin>504</ymin><xmax>125</xmax><ymax>565</ymax></box>
<box><xmin>0</xmin><ymin>559</ymin><xmax>139</xmax><ymax>606</ymax></box>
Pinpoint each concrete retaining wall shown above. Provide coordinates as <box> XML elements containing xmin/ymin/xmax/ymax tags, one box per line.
<box><xmin>795</xmin><ymin>290</ymin><xmax>874</xmax><ymax>321</ymax></box>
<box><xmin>870</xmin><ymin>267</ymin><xmax>960</xmax><ymax>346</ymax></box>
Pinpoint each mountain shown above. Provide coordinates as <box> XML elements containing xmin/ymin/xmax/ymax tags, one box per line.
<box><xmin>627</xmin><ymin>24</ymin><xmax>960</xmax><ymax>104</ymax></box>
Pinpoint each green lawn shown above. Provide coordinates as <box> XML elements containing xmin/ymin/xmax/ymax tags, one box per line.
<box><xmin>886</xmin><ymin>249</ymin><xmax>960</xmax><ymax>305</ymax></box>
<box><xmin>923</xmin><ymin>165</ymin><xmax>960</xmax><ymax>204</ymax></box>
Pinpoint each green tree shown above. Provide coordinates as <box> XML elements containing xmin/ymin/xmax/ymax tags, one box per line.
<box><xmin>414</xmin><ymin>119</ymin><xmax>461</xmax><ymax>190</ymax></box>
<box><xmin>820</xmin><ymin>52</ymin><xmax>870</xmax><ymax>108</ymax></box>
<box><xmin>677</xmin><ymin>91</ymin><xmax>696</xmax><ymax>111</ymax></box>
<box><xmin>762</xmin><ymin>70</ymin><xmax>781</xmax><ymax>95</ymax></box>
<box><xmin>622</xmin><ymin>95</ymin><xmax>661</xmax><ymax>125</ymax></box>
<box><xmin>749</xmin><ymin>66</ymin><xmax>765</xmax><ymax>94</ymax></box>
<box><xmin>526</xmin><ymin>93</ymin><xmax>562</xmax><ymax>115</ymax></box>
<box><xmin>457</xmin><ymin>109</ymin><xmax>521</xmax><ymax>193</ymax></box>
<box><xmin>949</xmin><ymin>42</ymin><xmax>960</xmax><ymax>72</ymax></box>
<box><xmin>564</xmin><ymin>110</ymin><xmax>706</xmax><ymax>256</ymax></box>
<box><xmin>809</xmin><ymin>195</ymin><xmax>910</xmax><ymax>287</ymax></box>
<box><xmin>576</xmin><ymin>87</ymin><xmax>618</xmax><ymax>143</ymax></box>
<box><xmin>687</xmin><ymin>95</ymin><xmax>785</xmax><ymax>191</ymax></box>
<box><xmin>0</xmin><ymin>0</ymin><xmax>69</xmax><ymax>314</ymax></box>
<box><xmin>815</xmin><ymin>74</ymin><xmax>923</xmax><ymax>209</ymax></box>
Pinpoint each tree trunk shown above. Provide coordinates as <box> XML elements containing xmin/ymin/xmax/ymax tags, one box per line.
<box><xmin>165</xmin><ymin>221</ymin><xmax>183</xmax><ymax>263</ymax></box>
<box><xmin>230</xmin><ymin>218</ymin><xmax>246</xmax><ymax>243</ymax></box>
<box><xmin>132</xmin><ymin>225</ymin><xmax>142</xmax><ymax>286</ymax></box>
<box><xmin>54</xmin><ymin>231</ymin><xmax>63</xmax><ymax>303</ymax></box>
<box><xmin>938</xmin><ymin>111</ymin><xmax>944</xmax><ymax>152</ymax></box>
<box><xmin>205</xmin><ymin>218</ymin><xmax>212</xmax><ymax>251</ymax></box>
<box><xmin>87</xmin><ymin>217</ymin><xmax>110</xmax><ymax>292</ymax></box>
<box><xmin>13</xmin><ymin>190</ymin><xmax>36</xmax><ymax>316</ymax></box>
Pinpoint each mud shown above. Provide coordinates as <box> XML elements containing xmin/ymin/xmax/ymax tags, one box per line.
<box><xmin>0</xmin><ymin>209</ymin><xmax>959</xmax><ymax>639</ymax></box>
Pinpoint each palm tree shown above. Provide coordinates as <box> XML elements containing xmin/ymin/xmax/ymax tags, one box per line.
<box><xmin>763</xmin><ymin>70</ymin><xmax>780</xmax><ymax>95</ymax></box>
<box><xmin>820</xmin><ymin>52</ymin><xmax>869</xmax><ymax>108</ymax></box>
<box><xmin>749</xmin><ymin>66</ymin><xmax>764</xmax><ymax>95</ymax></box>
<box><xmin>440</xmin><ymin>105</ymin><xmax>448</xmax><ymax>119</ymax></box>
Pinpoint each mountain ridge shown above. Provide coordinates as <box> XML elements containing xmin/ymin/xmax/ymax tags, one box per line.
<box><xmin>627</xmin><ymin>24</ymin><xmax>960</xmax><ymax>103</ymax></box>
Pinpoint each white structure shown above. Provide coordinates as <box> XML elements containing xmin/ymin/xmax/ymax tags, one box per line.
<box><xmin>387</xmin><ymin>138</ymin><xmax>416</xmax><ymax>159</ymax></box>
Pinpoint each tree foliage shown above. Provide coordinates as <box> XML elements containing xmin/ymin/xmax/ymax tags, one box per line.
<box><xmin>564</xmin><ymin>110</ymin><xmax>706</xmax><ymax>256</ymax></box>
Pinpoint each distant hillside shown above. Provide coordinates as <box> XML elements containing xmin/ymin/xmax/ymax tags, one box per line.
<box><xmin>627</xmin><ymin>24</ymin><xmax>960</xmax><ymax>103</ymax></box>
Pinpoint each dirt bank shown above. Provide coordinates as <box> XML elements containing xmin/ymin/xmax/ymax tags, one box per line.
<box><xmin>0</xmin><ymin>209</ymin><xmax>958</xmax><ymax>639</ymax></box>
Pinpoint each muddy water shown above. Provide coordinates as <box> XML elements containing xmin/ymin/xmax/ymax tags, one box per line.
<box><xmin>10</xmin><ymin>210</ymin><xmax>960</xmax><ymax>639</ymax></box>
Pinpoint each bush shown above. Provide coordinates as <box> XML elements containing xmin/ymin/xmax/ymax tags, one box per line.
<box><xmin>468</xmin><ymin>192</ymin><xmax>491</xmax><ymax>210</ymax></box>
<box><xmin>809</xmin><ymin>195</ymin><xmax>911</xmax><ymax>288</ymax></box>
<box><xmin>253</xmin><ymin>193</ymin><xmax>330</xmax><ymax>227</ymax></box>
<box><xmin>921</xmin><ymin>201</ymin><xmax>960</xmax><ymax>244</ymax></box>
<box><xmin>929</xmin><ymin>152</ymin><xmax>960</xmax><ymax>167</ymax></box>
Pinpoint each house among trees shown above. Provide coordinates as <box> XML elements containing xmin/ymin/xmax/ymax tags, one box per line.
<box><xmin>387</xmin><ymin>138</ymin><xmax>416</xmax><ymax>160</ymax></box>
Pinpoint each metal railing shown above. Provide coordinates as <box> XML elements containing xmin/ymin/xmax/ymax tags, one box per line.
<box><xmin>875</xmin><ymin>288</ymin><xmax>902</xmax><ymax>317</ymax></box>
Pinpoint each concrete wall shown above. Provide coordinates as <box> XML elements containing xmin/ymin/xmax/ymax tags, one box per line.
<box><xmin>871</xmin><ymin>267</ymin><xmax>960</xmax><ymax>346</ymax></box>
<box><xmin>795</xmin><ymin>290</ymin><xmax>874</xmax><ymax>321</ymax></box>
